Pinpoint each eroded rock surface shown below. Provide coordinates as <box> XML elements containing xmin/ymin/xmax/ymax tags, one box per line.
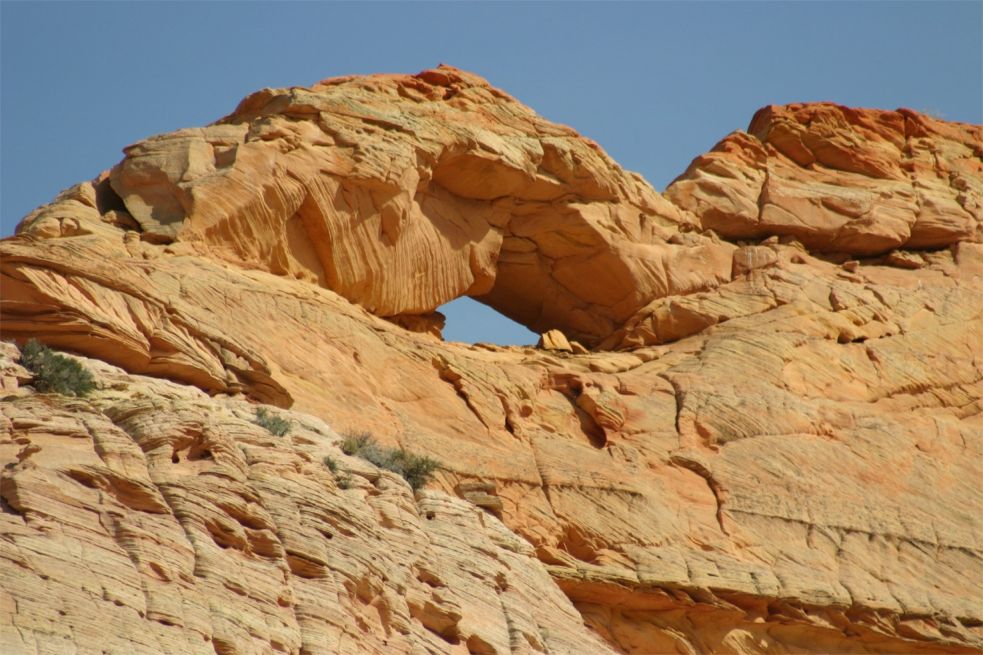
<box><xmin>2</xmin><ymin>67</ymin><xmax>981</xmax><ymax>654</ymax></box>
<box><xmin>667</xmin><ymin>103</ymin><xmax>982</xmax><ymax>255</ymax></box>
<box><xmin>0</xmin><ymin>352</ymin><xmax>614</xmax><ymax>655</ymax></box>
<box><xmin>15</xmin><ymin>66</ymin><xmax>731</xmax><ymax>347</ymax></box>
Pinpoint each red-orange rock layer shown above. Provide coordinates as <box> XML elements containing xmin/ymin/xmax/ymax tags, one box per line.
<box><xmin>667</xmin><ymin>103</ymin><xmax>981</xmax><ymax>255</ymax></box>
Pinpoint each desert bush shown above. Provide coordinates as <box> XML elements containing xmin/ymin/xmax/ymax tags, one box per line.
<box><xmin>339</xmin><ymin>431</ymin><xmax>440</xmax><ymax>490</ymax></box>
<box><xmin>392</xmin><ymin>449</ymin><xmax>441</xmax><ymax>491</ymax></box>
<box><xmin>19</xmin><ymin>339</ymin><xmax>95</xmax><ymax>396</ymax></box>
<box><xmin>340</xmin><ymin>431</ymin><xmax>374</xmax><ymax>456</ymax></box>
<box><xmin>253</xmin><ymin>407</ymin><xmax>290</xmax><ymax>436</ymax></box>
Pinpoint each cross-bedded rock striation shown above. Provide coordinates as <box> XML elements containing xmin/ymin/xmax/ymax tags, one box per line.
<box><xmin>2</xmin><ymin>67</ymin><xmax>981</xmax><ymax>655</ymax></box>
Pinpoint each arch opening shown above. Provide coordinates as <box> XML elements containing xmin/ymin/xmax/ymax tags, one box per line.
<box><xmin>438</xmin><ymin>296</ymin><xmax>537</xmax><ymax>347</ymax></box>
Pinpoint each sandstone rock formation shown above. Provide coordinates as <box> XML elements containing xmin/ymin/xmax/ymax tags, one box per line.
<box><xmin>666</xmin><ymin>103</ymin><xmax>982</xmax><ymax>254</ymax></box>
<box><xmin>14</xmin><ymin>66</ymin><xmax>731</xmax><ymax>348</ymax></box>
<box><xmin>2</xmin><ymin>67</ymin><xmax>981</xmax><ymax>654</ymax></box>
<box><xmin>1</xmin><ymin>346</ymin><xmax>616</xmax><ymax>655</ymax></box>
<box><xmin>536</xmin><ymin>330</ymin><xmax>573</xmax><ymax>353</ymax></box>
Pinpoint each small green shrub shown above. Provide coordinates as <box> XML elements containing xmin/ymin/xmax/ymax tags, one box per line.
<box><xmin>253</xmin><ymin>407</ymin><xmax>290</xmax><ymax>437</ymax></box>
<box><xmin>323</xmin><ymin>455</ymin><xmax>339</xmax><ymax>474</ymax></box>
<box><xmin>340</xmin><ymin>431</ymin><xmax>373</xmax><ymax>456</ymax></box>
<box><xmin>19</xmin><ymin>339</ymin><xmax>95</xmax><ymax>396</ymax></box>
<box><xmin>339</xmin><ymin>431</ymin><xmax>440</xmax><ymax>491</ymax></box>
<box><xmin>393</xmin><ymin>449</ymin><xmax>441</xmax><ymax>491</ymax></box>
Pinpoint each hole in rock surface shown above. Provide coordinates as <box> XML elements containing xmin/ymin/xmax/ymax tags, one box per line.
<box><xmin>439</xmin><ymin>297</ymin><xmax>537</xmax><ymax>347</ymax></box>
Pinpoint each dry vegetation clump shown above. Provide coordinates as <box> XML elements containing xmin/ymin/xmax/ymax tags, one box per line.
<box><xmin>340</xmin><ymin>431</ymin><xmax>440</xmax><ymax>490</ymax></box>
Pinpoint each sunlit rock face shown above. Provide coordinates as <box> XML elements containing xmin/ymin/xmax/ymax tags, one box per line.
<box><xmin>666</xmin><ymin>102</ymin><xmax>982</xmax><ymax>254</ymax></box>
<box><xmin>2</xmin><ymin>67</ymin><xmax>981</xmax><ymax>655</ymax></box>
<box><xmin>49</xmin><ymin>65</ymin><xmax>731</xmax><ymax>346</ymax></box>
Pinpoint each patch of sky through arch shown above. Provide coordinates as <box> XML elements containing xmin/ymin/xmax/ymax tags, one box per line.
<box><xmin>438</xmin><ymin>297</ymin><xmax>538</xmax><ymax>347</ymax></box>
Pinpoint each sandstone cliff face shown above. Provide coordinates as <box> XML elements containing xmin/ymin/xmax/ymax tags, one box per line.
<box><xmin>2</xmin><ymin>67</ymin><xmax>981</xmax><ymax>655</ymax></box>
<box><xmin>0</xmin><ymin>344</ymin><xmax>615</xmax><ymax>655</ymax></box>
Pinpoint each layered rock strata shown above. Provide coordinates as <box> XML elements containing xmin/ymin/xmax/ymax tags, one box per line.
<box><xmin>667</xmin><ymin>103</ymin><xmax>982</xmax><ymax>254</ymax></box>
<box><xmin>2</xmin><ymin>67</ymin><xmax>981</xmax><ymax>654</ymax></box>
<box><xmin>14</xmin><ymin>66</ymin><xmax>732</xmax><ymax>348</ymax></box>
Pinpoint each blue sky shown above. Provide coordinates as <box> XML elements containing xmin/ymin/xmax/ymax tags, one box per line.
<box><xmin>2</xmin><ymin>1</ymin><xmax>980</xmax><ymax>345</ymax></box>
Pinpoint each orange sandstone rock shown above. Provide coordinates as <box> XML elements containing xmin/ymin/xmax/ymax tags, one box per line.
<box><xmin>13</xmin><ymin>65</ymin><xmax>730</xmax><ymax>347</ymax></box>
<box><xmin>537</xmin><ymin>329</ymin><xmax>573</xmax><ymax>353</ymax></box>
<box><xmin>667</xmin><ymin>103</ymin><xmax>982</xmax><ymax>255</ymax></box>
<box><xmin>2</xmin><ymin>68</ymin><xmax>981</xmax><ymax>655</ymax></box>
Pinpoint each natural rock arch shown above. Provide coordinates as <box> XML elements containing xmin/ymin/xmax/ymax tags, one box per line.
<box><xmin>95</xmin><ymin>66</ymin><xmax>734</xmax><ymax>347</ymax></box>
<box><xmin>8</xmin><ymin>66</ymin><xmax>979</xmax><ymax>403</ymax></box>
